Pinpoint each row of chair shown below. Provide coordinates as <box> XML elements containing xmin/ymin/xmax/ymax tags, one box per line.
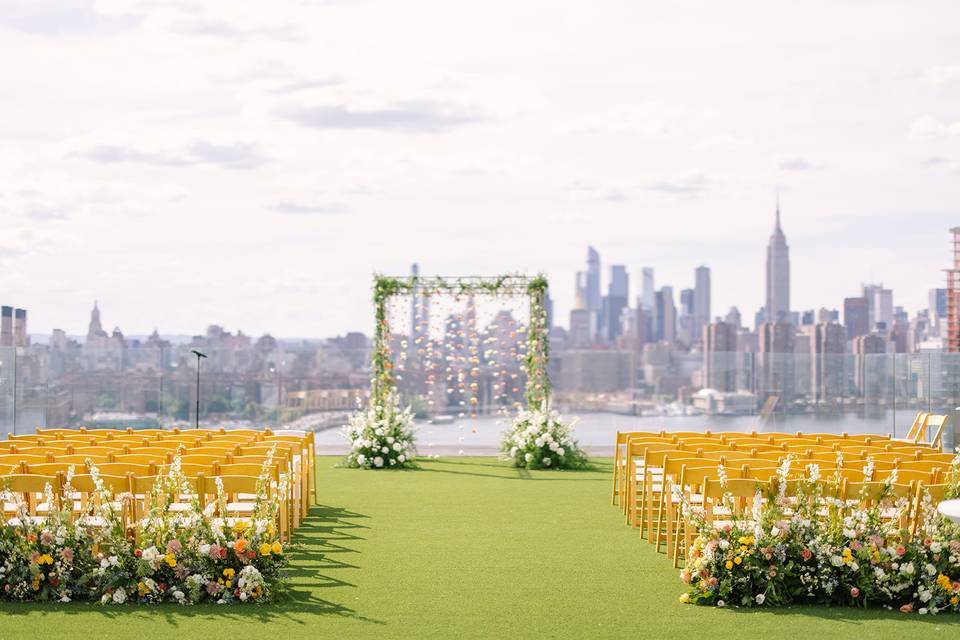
<box><xmin>1</xmin><ymin>468</ymin><xmax>290</xmax><ymax>541</ymax></box>
<box><xmin>610</xmin><ymin>419</ymin><xmax>958</xmax><ymax>568</ymax></box>
<box><xmin>2</xmin><ymin>427</ymin><xmax>317</xmax><ymax>535</ymax></box>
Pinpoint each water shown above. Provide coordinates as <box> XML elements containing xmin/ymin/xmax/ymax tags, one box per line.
<box><xmin>313</xmin><ymin>410</ymin><xmax>943</xmax><ymax>455</ymax></box>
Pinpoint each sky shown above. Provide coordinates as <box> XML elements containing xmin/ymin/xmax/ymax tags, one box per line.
<box><xmin>1</xmin><ymin>0</ymin><xmax>960</xmax><ymax>338</ymax></box>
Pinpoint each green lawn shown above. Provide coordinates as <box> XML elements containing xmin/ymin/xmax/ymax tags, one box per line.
<box><xmin>1</xmin><ymin>456</ymin><xmax>959</xmax><ymax>639</ymax></box>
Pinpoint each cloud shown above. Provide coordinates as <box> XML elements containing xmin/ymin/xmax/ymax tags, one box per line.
<box><xmin>777</xmin><ymin>156</ymin><xmax>814</xmax><ymax>171</ymax></box>
<box><xmin>269</xmin><ymin>200</ymin><xmax>350</xmax><ymax>215</ymax></box>
<box><xmin>921</xmin><ymin>64</ymin><xmax>960</xmax><ymax>85</ymax></box>
<box><xmin>69</xmin><ymin>139</ymin><xmax>267</xmax><ymax>169</ymax></box>
<box><xmin>645</xmin><ymin>174</ymin><xmax>708</xmax><ymax>196</ymax></box>
<box><xmin>568</xmin><ymin>182</ymin><xmax>628</xmax><ymax>203</ymax></box>
<box><xmin>908</xmin><ymin>115</ymin><xmax>960</xmax><ymax>141</ymax></box>
<box><xmin>0</xmin><ymin>0</ymin><xmax>138</xmax><ymax>37</ymax></box>
<box><xmin>274</xmin><ymin>100</ymin><xmax>487</xmax><ymax>133</ymax></box>
<box><xmin>694</xmin><ymin>134</ymin><xmax>754</xmax><ymax>151</ymax></box>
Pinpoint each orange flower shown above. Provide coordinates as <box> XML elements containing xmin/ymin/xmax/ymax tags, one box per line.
<box><xmin>234</xmin><ymin>539</ymin><xmax>247</xmax><ymax>554</ymax></box>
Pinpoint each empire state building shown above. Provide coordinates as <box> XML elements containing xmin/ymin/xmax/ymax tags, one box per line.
<box><xmin>765</xmin><ymin>201</ymin><xmax>790</xmax><ymax>323</ymax></box>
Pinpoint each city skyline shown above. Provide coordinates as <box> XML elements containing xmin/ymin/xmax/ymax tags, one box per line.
<box><xmin>2</xmin><ymin>1</ymin><xmax>960</xmax><ymax>336</ymax></box>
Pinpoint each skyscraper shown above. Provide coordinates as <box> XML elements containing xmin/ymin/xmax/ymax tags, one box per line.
<box><xmin>694</xmin><ymin>266</ymin><xmax>711</xmax><ymax>342</ymax></box>
<box><xmin>13</xmin><ymin>309</ymin><xmax>26</xmax><ymax>348</ymax></box>
<box><xmin>704</xmin><ymin>320</ymin><xmax>737</xmax><ymax>391</ymax></box>
<box><xmin>586</xmin><ymin>246</ymin><xmax>601</xmax><ymax>315</ymax></box>
<box><xmin>658</xmin><ymin>286</ymin><xmax>676</xmax><ymax>344</ymax></box>
<box><xmin>765</xmin><ymin>200</ymin><xmax>790</xmax><ymax>323</ymax></box>
<box><xmin>604</xmin><ymin>265</ymin><xmax>628</xmax><ymax>341</ymax></box>
<box><xmin>844</xmin><ymin>297</ymin><xmax>869</xmax><ymax>339</ymax></box>
<box><xmin>0</xmin><ymin>306</ymin><xmax>11</xmax><ymax>347</ymax></box>
<box><xmin>641</xmin><ymin>267</ymin><xmax>655</xmax><ymax>311</ymax></box>
<box><xmin>759</xmin><ymin>321</ymin><xmax>795</xmax><ymax>409</ymax></box>
<box><xmin>812</xmin><ymin>321</ymin><xmax>845</xmax><ymax>403</ymax></box>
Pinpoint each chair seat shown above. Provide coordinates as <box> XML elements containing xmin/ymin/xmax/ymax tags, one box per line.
<box><xmin>226</xmin><ymin>502</ymin><xmax>256</xmax><ymax>512</ymax></box>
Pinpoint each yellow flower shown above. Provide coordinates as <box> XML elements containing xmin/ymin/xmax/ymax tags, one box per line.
<box><xmin>259</xmin><ymin>543</ymin><xmax>272</xmax><ymax>557</ymax></box>
<box><xmin>225</xmin><ymin>580</ymin><xmax>232</xmax><ymax>588</ymax></box>
<box><xmin>725</xmin><ymin>561</ymin><xmax>733</xmax><ymax>570</ymax></box>
<box><xmin>271</xmin><ymin>541</ymin><xmax>283</xmax><ymax>555</ymax></box>
<box><xmin>233</xmin><ymin>521</ymin><xmax>249</xmax><ymax>533</ymax></box>
<box><xmin>223</xmin><ymin>568</ymin><xmax>235</xmax><ymax>578</ymax></box>
<box><xmin>164</xmin><ymin>553</ymin><xmax>177</xmax><ymax>567</ymax></box>
<box><xmin>841</xmin><ymin>549</ymin><xmax>853</xmax><ymax>564</ymax></box>
<box><xmin>937</xmin><ymin>574</ymin><xmax>953</xmax><ymax>592</ymax></box>
<box><xmin>733</xmin><ymin>556</ymin><xmax>743</xmax><ymax>565</ymax></box>
<box><xmin>679</xmin><ymin>593</ymin><xmax>691</xmax><ymax>604</ymax></box>
<box><xmin>951</xmin><ymin>596</ymin><xmax>959</xmax><ymax>606</ymax></box>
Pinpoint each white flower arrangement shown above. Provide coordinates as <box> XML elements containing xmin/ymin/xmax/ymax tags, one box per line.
<box><xmin>342</xmin><ymin>392</ymin><xmax>417</xmax><ymax>469</ymax></box>
<box><xmin>501</xmin><ymin>406</ymin><xmax>588</xmax><ymax>470</ymax></box>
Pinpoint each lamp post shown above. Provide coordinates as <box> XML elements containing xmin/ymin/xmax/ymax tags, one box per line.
<box><xmin>191</xmin><ymin>350</ymin><xmax>207</xmax><ymax>430</ymax></box>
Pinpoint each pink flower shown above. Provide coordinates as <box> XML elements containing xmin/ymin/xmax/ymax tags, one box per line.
<box><xmin>40</xmin><ymin>531</ymin><xmax>54</xmax><ymax>546</ymax></box>
<box><xmin>900</xmin><ymin>603</ymin><xmax>913</xmax><ymax>613</ymax></box>
<box><xmin>896</xmin><ymin>546</ymin><xmax>907</xmax><ymax>557</ymax></box>
<box><xmin>722</xmin><ymin>524</ymin><xmax>732</xmax><ymax>533</ymax></box>
<box><xmin>851</xmin><ymin>587</ymin><xmax>860</xmax><ymax>598</ymax></box>
<box><xmin>30</xmin><ymin>552</ymin><xmax>39</xmax><ymax>565</ymax></box>
<box><xmin>680</xmin><ymin>569</ymin><xmax>691</xmax><ymax>584</ymax></box>
<box><xmin>850</xmin><ymin>540</ymin><xmax>862</xmax><ymax>552</ymax></box>
<box><xmin>801</xmin><ymin>549</ymin><xmax>813</xmax><ymax>562</ymax></box>
<box><xmin>708</xmin><ymin>577</ymin><xmax>718</xmax><ymax>588</ymax></box>
<box><xmin>206</xmin><ymin>582</ymin><xmax>221</xmax><ymax>595</ymax></box>
<box><xmin>166</xmin><ymin>539</ymin><xmax>182</xmax><ymax>555</ymax></box>
<box><xmin>60</xmin><ymin>548</ymin><xmax>74</xmax><ymax>563</ymax></box>
<box><xmin>208</xmin><ymin>544</ymin><xmax>221</xmax><ymax>561</ymax></box>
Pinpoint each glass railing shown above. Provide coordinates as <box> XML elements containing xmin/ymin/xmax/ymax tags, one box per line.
<box><xmin>0</xmin><ymin>343</ymin><xmax>370</xmax><ymax>436</ymax></box>
<box><xmin>1</xmin><ymin>343</ymin><xmax>957</xmax><ymax>451</ymax></box>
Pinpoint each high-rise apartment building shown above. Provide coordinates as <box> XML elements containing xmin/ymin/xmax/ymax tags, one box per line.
<box><xmin>569</xmin><ymin>309</ymin><xmax>592</xmax><ymax>348</ymax></box>
<box><xmin>704</xmin><ymin>320</ymin><xmax>737</xmax><ymax>391</ymax></box>
<box><xmin>13</xmin><ymin>309</ymin><xmax>26</xmax><ymax>347</ymax></box>
<box><xmin>657</xmin><ymin>286</ymin><xmax>676</xmax><ymax>344</ymax></box>
<box><xmin>0</xmin><ymin>306</ymin><xmax>12</xmax><ymax>348</ymax></box>
<box><xmin>759</xmin><ymin>320</ymin><xmax>795</xmax><ymax>409</ymax></box>
<box><xmin>603</xmin><ymin>265</ymin><xmax>629</xmax><ymax>341</ymax></box>
<box><xmin>853</xmin><ymin>333</ymin><xmax>887</xmax><ymax>397</ymax></box>
<box><xmin>694</xmin><ymin>265</ymin><xmax>711</xmax><ymax>342</ymax></box>
<box><xmin>765</xmin><ymin>202</ymin><xmax>790</xmax><ymax>322</ymax></box>
<box><xmin>948</xmin><ymin>228</ymin><xmax>960</xmax><ymax>352</ymax></box>
<box><xmin>812</xmin><ymin>321</ymin><xmax>845</xmax><ymax>402</ymax></box>
<box><xmin>843</xmin><ymin>297</ymin><xmax>869</xmax><ymax>339</ymax></box>
<box><xmin>862</xmin><ymin>283</ymin><xmax>893</xmax><ymax>331</ymax></box>
<box><xmin>586</xmin><ymin>246</ymin><xmax>601</xmax><ymax>315</ymax></box>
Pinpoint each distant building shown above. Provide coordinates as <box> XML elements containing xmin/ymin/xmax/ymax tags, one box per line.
<box><xmin>556</xmin><ymin>349</ymin><xmax>635</xmax><ymax>393</ymax></box>
<box><xmin>603</xmin><ymin>265</ymin><xmax>628</xmax><ymax>341</ymax></box>
<box><xmin>0</xmin><ymin>306</ymin><xmax>12</xmax><ymax>347</ymax></box>
<box><xmin>655</xmin><ymin>287</ymin><xmax>676</xmax><ymax>344</ymax></box>
<box><xmin>13</xmin><ymin>309</ymin><xmax>27</xmax><ymax>347</ymax></box>
<box><xmin>568</xmin><ymin>309</ymin><xmax>592</xmax><ymax>348</ymax></box>
<box><xmin>703</xmin><ymin>321</ymin><xmax>738</xmax><ymax>392</ymax></box>
<box><xmin>844</xmin><ymin>297</ymin><xmax>869</xmax><ymax>339</ymax></box>
<box><xmin>765</xmin><ymin>200</ymin><xmax>791</xmax><ymax>322</ymax></box>
<box><xmin>759</xmin><ymin>321</ymin><xmax>795</xmax><ymax>409</ymax></box>
<box><xmin>812</xmin><ymin>321</ymin><xmax>845</xmax><ymax>403</ymax></box>
<box><xmin>724</xmin><ymin>307</ymin><xmax>742</xmax><ymax>329</ymax></box>
<box><xmin>853</xmin><ymin>333</ymin><xmax>887</xmax><ymax>397</ymax></box>
<box><xmin>693</xmin><ymin>266</ymin><xmax>711</xmax><ymax>343</ymax></box>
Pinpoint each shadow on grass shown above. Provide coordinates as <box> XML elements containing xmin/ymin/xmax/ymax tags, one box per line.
<box><xmin>719</xmin><ymin>602</ymin><xmax>960</xmax><ymax>625</ymax></box>
<box><xmin>0</xmin><ymin>504</ymin><xmax>386</xmax><ymax>628</ymax></box>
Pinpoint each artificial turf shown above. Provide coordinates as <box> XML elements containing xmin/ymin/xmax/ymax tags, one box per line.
<box><xmin>1</xmin><ymin>456</ymin><xmax>959</xmax><ymax>639</ymax></box>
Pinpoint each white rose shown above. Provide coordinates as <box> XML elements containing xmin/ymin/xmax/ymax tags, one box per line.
<box><xmin>112</xmin><ymin>589</ymin><xmax>127</xmax><ymax>604</ymax></box>
<box><xmin>557</xmin><ymin>447</ymin><xmax>565</xmax><ymax>457</ymax></box>
<box><xmin>398</xmin><ymin>455</ymin><xmax>406</xmax><ymax>463</ymax></box>
<box><xmin>381</xmin><ymin>446</ymin><xmax>389</xmax><ymax>454</ymax></box>
<box><xmin>374</xmin><ymin>456</ymin><xmax>384</xmax><ymax>468</ymax></box>
<box><xmin>524</xmin><ymin>453</ymin><xmax>534</xmax><ymax>462</ymax></box>
<box><xmin>393</xmin><ymin>442</ymin><xmax>402</xmax><ymax>451</ymax></box>
<box><xmin>755</xmin><ymin>593</ymin><xmax>765</xmax><ymax>605</ymax></box>
<box><xmin>357</xmin><ymin>454</ymin><xmax>367</xmax><ymax>466</ymax></box>
<box><xmin>387</xmin><ymin>436</ymin><xmax>395</xmax><ymax>444</ymax></box>
<box><xmin>542</xmin><ymin>457</ymin><xmax>552</xmax><ymax>466</ymax></box>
